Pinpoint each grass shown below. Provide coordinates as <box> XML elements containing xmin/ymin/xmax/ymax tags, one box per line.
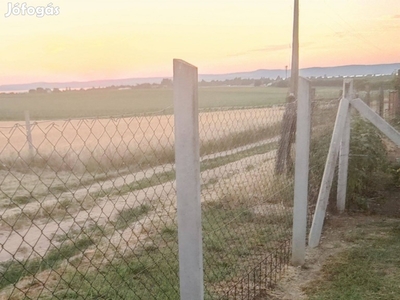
<box><xmin>1</xmin><ymin>195</ymin><xmax>97</xmax><ymax>231</ymax></box>
<box><xmin>201</xmin><ymin>142</ymin><xmax>277</xmax><ymax>171</ymax></box>
<box><xmin>0</xmin><ymin>87</ymin><xmax>288</xmax><ymax>121</ymax></box>
<box><xmin>1</xmin><ymin>119</ymin><xmax>281</xmax><ymax>211</ymax></box>
<box><xmin>0</xmin><ymin>149</ymin><xmax>294</xmax><ymax>298</ymax></box>
<box><xmin>306</xmin><ymin>220</ymin><xmax>400</xmax><ymax>300</ymax></box>
<box><xmin>15</xmin><ymin>193</ymin><xmax>292</xmax><ymax>299</ymax></box>
<box><xmin>0</xmin><ymin>235</ymin><xmax>94</xmax><ymax>290</ymax></box>
<box><xmin>0</xmin><ymin>85</ymin><xmax>339</xmax><ymax>298</ymax></box>
<box><xmin>88</xmin><ymin>170</ymin><xmax>176</xmax><ymax>199</ymax></box>
<box><xmin>89</xmin><ymin>140</ymin><xmax>278</xmax><ymax>201</ymax></box>
<box><xmin>201</xmin><ymin>199</ymin><xmax>292</xmax><ymax>292</ymax></box>
<box><xmin>1</xmin><ymin>132</ymin><xmax>278</xmax><ymax>231</ymax></box>
<box><xmin>1</xmin><ymin>119</ymin><xmax>280</xmax><ymax>177</ymax></box>
<box><xmin>0</xmin><ymin>86</ymin><xmax>340</xmax><ymax>121</ymax></box>
<box><xmin>113</xmin><ymin>204</ymin><xmax>152</xmax><ymax>230</ymax></box>
<box><xmin>47</xmin><ymin>228</ymin><xmax>181</xmax><ymax>300</ymax></box>
<box><xmin>314</xmin><ymin>87</ymin><xmax>341</xmax><ymax>100</ymax></box>
<box><xmin>3</xmin><ymin>175</ymin><xmax>108</xmax><ymax>210</ymax></box>
<box><xmin>9</xmin><ymin>195</ymin><xmax>32</xmax><ymax>206</ymax></box>
<box><xmin>0</xmin><ymin>142</ymin><xmax>293</xmax><ymax>299</ymax></box>
<box><xmin>200</xmin><ymin>122</ymin><xmax>281</xmax><ymax>156</ymax></box>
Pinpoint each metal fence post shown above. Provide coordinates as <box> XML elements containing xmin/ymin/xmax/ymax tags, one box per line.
<box><xmin>24</xmin><ymin>110</ymin><xmax>34</xmax><ymax>158</ymax></box>
<box><xmin>379</xmin><ymin>86</ymin><xmax>384</xmax><ymax>118</ymax></box>
<box><xmin>291</xmin><ymin>77</ymin><xmax>311</xmax><ymax>266</ymax></box>
<box><xmin>337</xmin><ymin>79</ymin><xmax>353</xmax><ymax>213</ymax></box>
<box><xmin>173</xmin><ymin>59</ymin><xmax>204</xmax><ymax>300</ymax></box>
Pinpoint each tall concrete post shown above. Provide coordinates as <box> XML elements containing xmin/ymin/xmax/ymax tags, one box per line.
<box><xmin>173</xmin><ymin>59</ymin><xmax>204</xmax><ymax>300</ymax></box>
<box><xmin>292</xmin><ymin>77</ymin><xmax>311</xmax><ymax>266</ymax></box>
<box><xmin>337</xmin><ymin>79</ymin><xmax>353</xmax><ymax>213</ymax></box>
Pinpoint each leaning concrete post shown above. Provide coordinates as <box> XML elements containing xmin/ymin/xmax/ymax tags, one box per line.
<box><xmin>173</xmin><ymin>59</ymin><xmax>204</xmax><ymax>300</ymax></box>
<box><xmin>309</xmin><ymin>96</ymin><xmax>350</xmax><ymax>248</ymax></box>
<box><xmin>291</xmin><ymin>77</ymin><xmax>311</xmax><ymax>266</ymax></box>
<box><xmin>337</xmin><ymin>79</ymin><xmax>353</xmax><ymax>213</ymax></box>
<box><xmin>350</xmin><ymin>98</ymin><xmax>400</xmax><ymax>146</ymax></box>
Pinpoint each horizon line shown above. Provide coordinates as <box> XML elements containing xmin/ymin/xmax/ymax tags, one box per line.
<box><xmin>1</xmin><ymin>61</ymin><xmax>399</xmax><ymax>88</ymax></box>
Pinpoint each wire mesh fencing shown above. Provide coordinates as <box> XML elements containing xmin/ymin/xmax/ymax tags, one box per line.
<box><xmin>0</xmin><ymin>114</ymin><xmax>180</xmax><ymax>299</ymax></box>
<box><xmin>0</xmin><ymin>89</ymin><xmax>342</xmax><ymax>299</ymax></box>
<box><xmin>308</xmin><ymin>96</ymin><xmax>341</xmax><ymax>228</ymax></box>
<box><xmin>357</xmin><ymin>88</ymin><xmax>396</xmax><ymax>121</ymax></box>
<box><xmin>198</xmin><ymin>105</ymin><xmax>293</xmax><ymax>299</ymax></box>
<box><xmin>306</xmin><ymin>85</ymin><xmax>392</xmax><ymax>228</ymax></box>
<box><xmin>0</xmin><ymin>101</ymin><xmax>299</xmax><ymax>299</ymax></box>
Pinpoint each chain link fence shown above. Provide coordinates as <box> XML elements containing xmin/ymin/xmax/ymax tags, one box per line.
<box><xmin>357</xmin><ymin>88</ymin><xmax>398</xmax><ymax>121</ymax></box>
<box><xmin>0</xmin><ymin>113</ymin><xmax>179</xmax><ymax>299</ymax></box>
<box><xmin>198</xmin><ymin>105</ymin><xmax>292</xmax><ymax>299</ymax></box>
<box><xmin>308</xmin><ymin>95</ymin><xmax>341</xmax><ymax>218</ymax></box>
<box><xmin>0</xmin><ymin>88</ymin><xmax>340</xmax><ymax>299</ymax></box>
<box><xmin>306</xmin><ymin>84</ymin><xmax>395</xmax><ymax>227</ymax></box>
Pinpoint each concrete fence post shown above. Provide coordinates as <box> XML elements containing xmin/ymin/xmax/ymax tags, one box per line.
<box><xmin>309</xmin><ymin>96</ymin><xmax>350</xmax><ymax>248</ymax></box>
<box><xmin>24</xmin><ymin>110</ymin><xmax>34</xmax><ymax>157</ymax></box>
<box><xmin>350</xmin><ymin>98</ymin><xmax>400</xmax><ymax>146</ymax></box>
<box><xmin>291</xmin><ymin>77</ymin><xmax>311</xmax><ymax>266</ymax></box>
<box><xmin>173</xmin><ymin>59</ymin><xmax>204</xmax><ymax>300</ymax></box>
<box><xmin>337</xmin><ymin>79</ymin><xmax>353</xmax><ymax>213</ymax></box>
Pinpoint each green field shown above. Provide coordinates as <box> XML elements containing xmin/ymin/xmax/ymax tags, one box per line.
<box><xmin>0</xmin><ymin>86</ymin><xmax>340</xmax><ymax>121</ymax></box>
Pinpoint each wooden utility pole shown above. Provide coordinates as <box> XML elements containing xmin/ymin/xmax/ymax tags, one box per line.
<box><xmin>290</xmin><ymin>0</ymin><xmax>299</xmax><ymax>97</ymax></box>
<box><xmin>397</xmin><ymin>70</ymin><xmax>400</xmax><ymax>116</ymax></box>
<box><xmin>275</xmin><ymin>0</ymin><xmax>299</xmax><ymax>174</ymax></box>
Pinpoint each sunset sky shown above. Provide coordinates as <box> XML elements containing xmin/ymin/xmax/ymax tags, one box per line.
<box><xmin>1</xmin><ymin>0</ymin><xmax>399</xmax><ymax>85</ymax></box>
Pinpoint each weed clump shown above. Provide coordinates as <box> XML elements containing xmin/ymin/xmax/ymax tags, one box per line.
<box><xmin>309</xmin><ymin>117</ymin><xmax>391</xmax><ymax>212</ymax></box>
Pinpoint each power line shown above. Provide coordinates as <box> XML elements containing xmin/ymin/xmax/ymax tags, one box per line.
<box><xmin>321</xmin><ymin>0</ymin><xmax>384</xmax><ymax>53</ymax></box>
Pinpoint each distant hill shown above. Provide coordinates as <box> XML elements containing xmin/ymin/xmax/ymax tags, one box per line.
<box><xmin>1</xmin><ymin>63</ymin><xmax>399</xmax><ymax>92</ymax></box>
<box><xmin>199</xmin><ymin>63</ymin><xmax>400</xmax><ymax>81</ymax></box>
<box><xmin>0</xmin><ymin>77</ymin><xmax>166</xmax><ymax>92</ymax></box>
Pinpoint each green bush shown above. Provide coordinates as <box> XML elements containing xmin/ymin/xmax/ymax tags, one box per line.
<box><xmin>346</xmin><ymin>118</ymin><xmax>389</xmax><ymax>209</ymax></box>
<box><xmin>309</xmin><ymin>117</ymin><xmax>390</xmax><ymax>211</ymax></box>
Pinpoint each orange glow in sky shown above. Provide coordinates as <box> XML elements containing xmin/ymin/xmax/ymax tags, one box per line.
<box><xmin>1</xmin><ymin>0</ymin><xmax>399</xmax><ymax>85</ymax></box>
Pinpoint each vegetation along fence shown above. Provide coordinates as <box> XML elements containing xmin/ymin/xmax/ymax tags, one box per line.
<box><xmin>0</xmin><ymin>60</ymin><xmax>351</xmax><ymax>300</ymax></box>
